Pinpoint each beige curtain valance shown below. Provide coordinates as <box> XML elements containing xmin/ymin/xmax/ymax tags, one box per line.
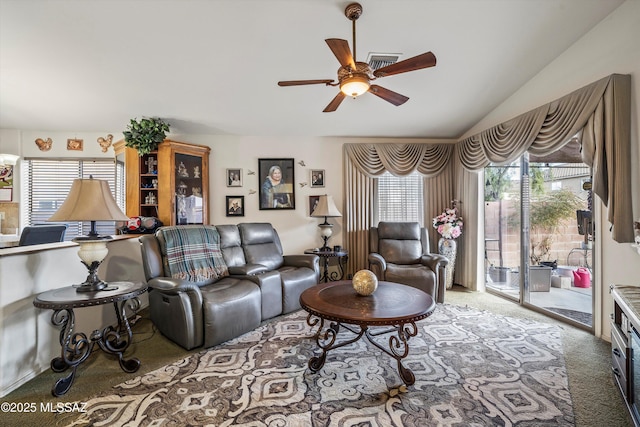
<box><xmin>342</xmin><ymin>142</ymin><xmax>454</xmax><ymax>277</ymax></box>
<box><xmin>344</xmin><ymin>143</ymin><xmax>454</xmax><ymax>177</ymax></box>
<box><xmin>456</xmin><ymin>74</ymin><xmax>633</xmax><ymax>243</ymax></box>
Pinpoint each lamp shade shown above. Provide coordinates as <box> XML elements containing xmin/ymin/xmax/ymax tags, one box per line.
<box><xmin>340</xmin><ymin>75</ymin><xmax>370</xmax><ymax>97</ymax></box>
<box><xmin>48</xmin><ymin>177</ymin><xmax>128</xmax><ymax>222</ymax></box>
<box><xmin>311</xmin><ymin>195</ymin><xmax>342</xmax><ymax>218</ymax></box>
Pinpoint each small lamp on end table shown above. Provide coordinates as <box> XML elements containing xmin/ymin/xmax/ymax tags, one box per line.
<box><xmin>311</xmin><ymin>195</ymin><xmax>342</xmax><ymax>251</ymax></box>
<box><xmin>48</xmin><ymin>176</ymin><xmax>129</xmax><ymax>292</ymax></box>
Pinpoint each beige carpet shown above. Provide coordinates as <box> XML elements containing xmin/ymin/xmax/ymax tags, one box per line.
<box><xmin>1</xmin><ymin>285</ymin><xmax>632</xmax><ymax>426</ymax></box>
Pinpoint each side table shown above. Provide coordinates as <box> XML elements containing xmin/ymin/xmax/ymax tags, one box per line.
<box><xmin>305</xmin><ymin>249</ymin><xmax>348</xmax><ymax>282</ymax></box>
<box><xmin>33</xmin><ymin>281</ymin><xmax>147</xmax><ymax>396</ymax></box>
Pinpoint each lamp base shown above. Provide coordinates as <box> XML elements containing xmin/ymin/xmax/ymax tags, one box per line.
<box><xmin>74</xmin><ymin>259</ymin><xmax>108</xmax><ymax>292</ymax></box>
<box><xmin>72</xmin><ymin>237</ymin><xmax>111</xmax><ymax>293</ymax></box>
<box><xmin>318</xmin><ymin>219</ymin><xmax>333</xmax><ymax>251</ymax></box>
<box><xmin>74</xmin><ymin>278</ymin><xmax>108</xmax><ymax>292</ymax></box>
<box><xmin>320</xmin><ymin>236</ymin><xmax>331</xmax><ymax>251</ymax></box>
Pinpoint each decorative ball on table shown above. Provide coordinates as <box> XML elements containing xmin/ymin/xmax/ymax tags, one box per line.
<box><xmin>352</xmin><ymin>269</ymin><xmax>378</xmax><ymax>296</ymax></box>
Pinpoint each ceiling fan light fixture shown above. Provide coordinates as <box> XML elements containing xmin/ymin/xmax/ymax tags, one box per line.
<box><xmin>340</xmin><ymin>74</ymin><xmax>370</xmax><ymax>97</ymax></box>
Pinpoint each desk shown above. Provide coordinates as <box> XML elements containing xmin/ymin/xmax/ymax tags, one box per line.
<box><xmin>33</xmin><ymin>281</ymin><xmax>147</xmax><ymax>396</ymax></box>
<box><xmin>304</xmin><ymin>248</ymin><xmax>348</xmax><ymax>282</ymax></box>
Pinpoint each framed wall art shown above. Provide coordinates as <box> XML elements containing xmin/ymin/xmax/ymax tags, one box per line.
<box><xmin>226</xmin><ymin>168</ymin><xmax>242</xmax><ymax>187</ymax></box>
<box><xmin>309</xmin><ymin>195</ymin><xmax>320</xmax><ymax>216</ymax></box>
<box><xmin>0</xmin><ymin>165</ymin><xmax>13</xmax><ymax>201</ymax></box>
<box><xmin>310</xmin><ymin>169</ymin><xmax>325</xmax><ymax>188</ymax></box>
<box><xmin>226</xmin><ymin>196</ymin><xmax>244</xmax><ymax>217</ymax></box>
<box><xmin>67</xmin><ymin>138</ymin><xmax>83</xmax><ymax>151</ymax></box>
<box><xmin>258</xmin><ymin>158</ymin><xmax>295</xmax><ymax>210</ymax></box>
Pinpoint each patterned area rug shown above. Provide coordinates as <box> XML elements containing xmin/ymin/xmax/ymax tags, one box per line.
<box><xmin>69</xmin><ymin>304</ymin><xmax>574</xmax><ymax>426</ymax></box>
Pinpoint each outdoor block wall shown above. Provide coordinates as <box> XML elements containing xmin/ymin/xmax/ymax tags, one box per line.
<box><xmin>484</xmin><ymin>201</ymin><xmax>589</xmax><ymax>270</ymax></box>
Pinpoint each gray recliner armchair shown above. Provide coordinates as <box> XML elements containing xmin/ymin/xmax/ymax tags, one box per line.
<box><xmin>368</xmin><ymin>222</ymin><xmax>448</xmax><ymax>303</ymax></box>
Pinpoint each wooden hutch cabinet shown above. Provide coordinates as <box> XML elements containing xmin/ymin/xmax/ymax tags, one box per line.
<box><xmin>114</xmin><ymin>139</ymin><xmax>210</xmax><ymax>226</ymax></box>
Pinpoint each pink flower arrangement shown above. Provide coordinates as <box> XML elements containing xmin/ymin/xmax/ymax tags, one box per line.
<box><xmin>433</xmin><ymin>202</ymin><xmax>463</xmax><ymax>239</ymax></box>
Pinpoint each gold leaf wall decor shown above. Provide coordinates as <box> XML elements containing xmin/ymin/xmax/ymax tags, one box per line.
<box><xmin>97</xmin><ymin>134</ymin><xmax>113</xmax><ymax>152</ymax></box>
<box><xmin>35</xmin><ymin>137</ymin><xmax>53</xmax><ymax>151</ymax></box>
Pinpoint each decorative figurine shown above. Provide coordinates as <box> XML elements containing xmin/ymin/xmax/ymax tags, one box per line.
<box><xmin>145</xmin><ymin>157</ymin><xmax>157</xmax><ymax>174</ymax></box>
<box><xmin>178</xmin><ymin>162</ymin><xmax>189</xmax><ymax>178</ymax></box>
<box><xmin>193</xmin><ymin>166</ymin><xmax>200</xmax><ymax>178</ymax></box>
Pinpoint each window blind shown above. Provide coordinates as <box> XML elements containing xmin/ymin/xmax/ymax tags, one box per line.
<box><xmin>377</xmin><ymin>171</ymin><xmax>424</xmax><ymax>226</ymax></box>
<box><xmin>23</xmin><ymin>159</ymin><xmax>123</xmax><ymax>240</ymax></box>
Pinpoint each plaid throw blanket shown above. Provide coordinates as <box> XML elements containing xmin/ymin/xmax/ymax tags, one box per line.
<box><xmin>157</xmin><ymin>226</ymin><xmax>229</xmax><ymax>282</ymax></box>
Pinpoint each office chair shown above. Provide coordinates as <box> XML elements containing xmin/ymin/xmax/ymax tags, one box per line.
<box><xmin>18</xmin><ymin>224</ymin><xmax>68</xmax><ymax>246</ymax></box>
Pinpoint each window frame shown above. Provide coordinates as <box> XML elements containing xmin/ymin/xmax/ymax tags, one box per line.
<box><xmin>21</xmin><ymin>158</ymin><xmax>124</xmax><ymax>240</ymax></box>
<box><xmin>376</xmin><ymin>171</ymin><xmax>424</xmax><ymax>226</ymax></box>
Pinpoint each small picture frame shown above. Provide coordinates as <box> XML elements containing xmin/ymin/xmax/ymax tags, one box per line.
<box><xmin>309</xmin><ymin>195</ymin><xmax>320</xmax><ymax>216</ymax></box>
<box><xmin>310</xmin><ymin>169</ymin><xmax>325</xmax><ymax>188</ymax></box>
<box><xmin>258</xmin><ymin>158</ymin><xmax>295</xmax><ymax>210</ymax></box>
<box><xmin>226</xmin><ymin>168</ymin><xmax>242</xmax><ymax>187</ymax></box>
<box><xmin>67</xmin><ymin>138</ymin><xmax>83</xmax><ymax>151</ymax></box>
<box><xmin>226</xmin><ymin>196</ymin><xmax>244</xmax><ymax>217</ymax></box>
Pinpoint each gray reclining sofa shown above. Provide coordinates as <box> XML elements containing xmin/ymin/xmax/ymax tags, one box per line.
<box><xmin>140</xmin><ymin>223</ymin><xmax>319</xmax><ymax>350</ymax></box>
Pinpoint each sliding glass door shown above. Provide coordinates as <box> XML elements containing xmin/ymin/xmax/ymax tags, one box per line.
<box><xmin>484</xmin><ymin>162</ymin><xmax>521</xmax><ymax>302</ymax></box>
<box><xmin>484</xmin><ymin>151</ymin><xmax>594</xmax><ymax>329</ymax></box>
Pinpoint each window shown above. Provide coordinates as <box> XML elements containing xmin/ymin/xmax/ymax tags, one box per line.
<box><xmin>21</xmin><ymin>159</ymin><xmax>124</xmax><ymax>240</ymax></box>
<box><xmin>377</xmin><ymin>171</ymin><xmax>424</xmax><ymax>225</ymax></box>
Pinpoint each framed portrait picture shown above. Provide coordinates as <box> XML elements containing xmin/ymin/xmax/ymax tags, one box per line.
<box><xmin>259</xmin><ymin>158</ymin><xmax>295</xmax><ymax>210</ymax></box>
<box><xmin>309</xmin><ymin>195</ymin><xmax>320</xmax><ymax>216</ymax></box>
<box><xmin>310</xmin><ymin>169</ymin><xmax>325</xmax><ymax>188</ymax></box>
<box><xmin>226</xmin><ymin>168</ymin><xmax>242</xmax><ymax>187</ymax></box>
<box><xmin>226</xmin><ymin>196</ymin><xmax>244</xmax><ymax>217</ymax></box>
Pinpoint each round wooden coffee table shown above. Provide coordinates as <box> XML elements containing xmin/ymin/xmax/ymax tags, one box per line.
<box><xmin>299</xmin><ymin>280</ymin><xmax>436</xmax><ymax>385</ymax></box>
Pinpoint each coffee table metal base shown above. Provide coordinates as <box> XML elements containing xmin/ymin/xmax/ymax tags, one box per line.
<box><xmin>306</xmin><ymin>314</ymin><xmax>419</xmax><ymax>385</ymax></box>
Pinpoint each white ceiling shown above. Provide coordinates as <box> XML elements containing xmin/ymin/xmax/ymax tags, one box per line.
<box><xmin>0</xmin><ymin>0</ymin><xmax>625</xmax><ymax>139</ymax></box>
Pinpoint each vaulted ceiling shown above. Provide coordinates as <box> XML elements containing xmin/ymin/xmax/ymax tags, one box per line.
<box><xmin>0</xmin><ymin>0</ymin><xmax>624</xmax><ymax>139</ymax></box>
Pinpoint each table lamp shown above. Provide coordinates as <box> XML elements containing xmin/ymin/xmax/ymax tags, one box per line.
<box><xmin>311</xmin><ymin>195</ymin><xmax>342</xmax><ymax>250</ymax></box>
<box><xmin>48</xmin><ymin>177</ymin><xmax>129</xmax><ymax>292</ymax></box>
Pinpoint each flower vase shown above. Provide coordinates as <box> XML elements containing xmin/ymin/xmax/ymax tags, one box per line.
<box><xmin>438</xmin><ymin>237</ymin><xmax>457</xmax><ymax>289</ymax></box>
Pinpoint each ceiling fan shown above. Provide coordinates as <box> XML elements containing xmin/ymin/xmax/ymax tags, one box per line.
<box><xmin>277</xmin><ymin>2</ymin><xmax>437</xmax><ymax>112</ymax></box>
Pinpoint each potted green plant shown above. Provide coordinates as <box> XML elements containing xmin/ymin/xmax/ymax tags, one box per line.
<box><xmin>123</xmin><ymin>117</ymin><xmax>170</xmax><ymax>156</ymax></box>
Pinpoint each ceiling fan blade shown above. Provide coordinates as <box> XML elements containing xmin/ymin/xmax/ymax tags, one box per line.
<box><xmin>325</xmin><ymin>38</ymin><xmax>356</xmax><ymax>70</ymax></box>
<box><xmin>278</xmin><ymin>79</ymin><xmax>335</xmax><ymax>87</ymax></box>
<box><xmin>373</xmin><ymin>52</ymin><xmax>437</xmax><ymax>77</ymax></box>
<box><xmin>323</xmin><ymin>92</ymin><xmax>347</xmax><ymax>112</ymax></box>
<box><xmin>368</xmin><ymin>85</ymin><xmax>409</xmax><ymax>106</ymax></box>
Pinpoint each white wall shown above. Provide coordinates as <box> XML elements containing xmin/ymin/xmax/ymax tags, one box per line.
<box><xmin>2</xmin><ymin>131</ymin><xmax>450</xmax><ymax>254</ymax></box>
<box><xmin>174</xmin><ymin>134</ymin><xmax>349</xmax><ymax>254</ymax></box>
<box><xmin>461</xmin><ymin>0</ymin><xmax>640</xmax><ymax>340</ymax></box>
